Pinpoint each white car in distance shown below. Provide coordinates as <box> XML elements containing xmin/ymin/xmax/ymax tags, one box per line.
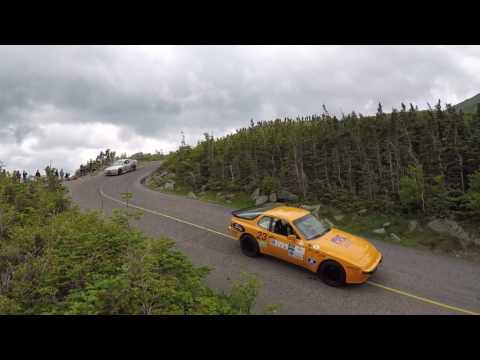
<box><xmin>104</xmin><ymin>159</ymin><xmax>138</xmax><ymax>176</ymax></box>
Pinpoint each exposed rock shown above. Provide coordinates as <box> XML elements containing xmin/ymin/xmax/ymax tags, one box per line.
<box><xmin>187</xmin><ymin>192</ymin><xmax>197</xmax><ymax>199</ymax></box>
<box><xmin>226</xmin><ymin>200</ymin><xmax>232</xmax><ymax>204</ymax></box>
<box><xmin>390</xmin><ymin>233</ymin><xmax>402</xmax><ymax>242</ymax></box>
<box><xmin>323</xmin><ymin>218</ymin><xmax>335</xmax><ymax>228</ymax></box>
<box><xmin>334</xmin><ymin>214</ymin><xmax>345</xmax><ymax>221</ymax></box>
<box><xmin>301</xmin><ymin>204</ymin><xmax>321</xmax><ymax>212</ymax></box>
<box><xmin>427</xmin><ymin>219</ymin><xmax>480</xmax><ymax>246</ymax></box>
<box><xmin>251</xmin><ymin>188</ymin><xmax>260</xmax><ymax>200</ymax></box>
<box><xmin>199</xmin><ymin>191</ymin><xmax>206</xmax><ymax>197</ymax></box>
<box><xmin>224</xmin><ymin>193</ymin><xmax>236</xmax><ymax>200</ymax></box>
<box><xmin>358</xmin><ymin>209</ymin><xmax>368</xmax><ymax>215</ymax></box>
<box><xmin>372</xmin><ymin>228</ymin><xmax>386</xmax><ymax>235</ymax></box>
<box><xmin>163</xmin><ymin>181</ymin><xmax>175</xmax><ymax>191</ymax></box>
<box><xmin>269</xmin><ymin>192</ymin><xmax>277</xmax><ymax>202</ymax></box>
<box><xmin>408</xmin><ymin>220</ymin><xmax>419</xmax><ymax>233</ymax></box>
<box><xmin>277</xmin><ymin>190</ymin><xmax>299</xmax><ymax>203</ymax></box>
<box><xmin>201</xmin><ymin>184</ymin><xmax>208</xmax><ymax>192</ymax></box>
<box><xmin>383</xmin><ymin>222</ymin><xmax>391</xmax><ymax>228</ymax></box>
<box><xmin>300</xmin><ymin>204</ymin><xmax>321</xmax><ymax>218</ymax></box>
<box><xmin>255</xmin><ymin>195</ymin><xmax>269</xmax><ymax>206</ymax></box>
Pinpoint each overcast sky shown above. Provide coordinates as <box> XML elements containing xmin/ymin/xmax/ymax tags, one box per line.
<box><xmin>1</xmin><ymin>45</ymin><xmax>480</xmax><ymax>174</ymax></box>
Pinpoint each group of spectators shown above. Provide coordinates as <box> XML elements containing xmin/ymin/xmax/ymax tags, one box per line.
<box><xmin>78</xmin><ymin>161</ymin><xmax>99</xmax><ymax>177</ymax></box>
<box><xmin>1</xmin><ymin>167</ymin><xmax>70</xmax><ymax>182</ymax></box>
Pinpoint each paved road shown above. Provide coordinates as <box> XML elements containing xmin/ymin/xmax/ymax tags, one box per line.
<box><xmin>66</xmin><ymin>162</ymin><xmax>480</xmax><ymax>315</ymax></box>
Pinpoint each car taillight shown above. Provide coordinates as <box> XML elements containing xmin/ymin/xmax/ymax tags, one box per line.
<box><xmin>231</xmin><ymin>223</ymin><xmax>244</xmax><ymax>232</ymax></box>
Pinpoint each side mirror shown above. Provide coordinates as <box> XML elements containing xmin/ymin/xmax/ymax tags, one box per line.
<box><xmin>288</xmin><ymin>234</ymin><xmax>297</xmax><ymax>241</ymax></box>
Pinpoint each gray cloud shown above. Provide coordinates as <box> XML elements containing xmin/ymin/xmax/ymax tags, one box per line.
<box><xmin>1</xmin><ymin>45</ymin><xmax>480</xmax><ymax>173</ymax></box>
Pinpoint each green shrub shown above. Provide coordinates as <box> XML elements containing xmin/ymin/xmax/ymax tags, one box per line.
<box><xmin>0</xmin><ymin>174</ymin><xmax>259</xmax><ymax>315</ymax></box>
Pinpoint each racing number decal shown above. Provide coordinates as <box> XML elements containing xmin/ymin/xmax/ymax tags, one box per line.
<box><xmin>256</xmin><ymin>231</ymin><xmax>267</xmax><ymax>241</ymax></box>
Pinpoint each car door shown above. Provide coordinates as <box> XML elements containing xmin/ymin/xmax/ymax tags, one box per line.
<box><xmin>124</xmin><ymin>160</ymin><xmax>130</xmax><ymax>171</ymax></box>
<box><xmin>254</xmin><ymin>216</ymin><xmax>273</xmax><ymax>255</ymax></box>
<box><xmin>268</xmin><ymin>218</ymin><xmax>306</xmax><ymax>266</ymax></box>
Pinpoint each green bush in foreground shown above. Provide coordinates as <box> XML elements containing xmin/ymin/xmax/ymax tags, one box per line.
<box><xmin>0</xmin><ymin>174</ymin><xmax>259</xmax><ymax>315</ymax></box>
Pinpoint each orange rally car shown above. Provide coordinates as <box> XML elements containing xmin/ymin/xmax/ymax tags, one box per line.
<box><xmin>228</xmin><ymin>205</ymin><xmax>382</xmax><ymax>287</ymax></box>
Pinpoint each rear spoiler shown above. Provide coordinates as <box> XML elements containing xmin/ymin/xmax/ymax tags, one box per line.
<box><xmin>231</xmin><ymin>203</ymin><xmax>284</xmax><ymax>220</ymax></box>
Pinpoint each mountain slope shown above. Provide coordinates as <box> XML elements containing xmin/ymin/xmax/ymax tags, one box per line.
<box><xmin>455</xmin><ymin>93</ymin><xmax>480</xmax><ymax>113</ymax></box>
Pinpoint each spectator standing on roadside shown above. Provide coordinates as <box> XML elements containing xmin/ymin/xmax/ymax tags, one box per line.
<box><xmin>35</xmin><ymin>169</ymin><xmax>41</xmax><ymax>178</ymax></box>
<box><xmin>22</xmin><ymin>170</ymin><xmax>27</xmax><ymax>182</ymax></box>
<box><xmin>65</xmin><ymin>172</ymin><xmax>70</xmax><ymax>180</ymax></box>
<box><xmin>60</xmin><ymin>169</ymin><xmax>64</xmax><ymax>180</ymax></box>
<box><xmin>55</xmin><ymin>169</ymin><xmax>59</xmax><ymax>178</ymax></box>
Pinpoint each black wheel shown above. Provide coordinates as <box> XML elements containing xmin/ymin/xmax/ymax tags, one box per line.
<box><xmin>240</xmin><ymin>235</ymin><xmax>260</xmax><ymax>257</ymax></box>
<box><xmin>318</xmin><ymin>260</ymin><xmax>346</xmax><ymax>287</ymax></box>
<box><xmin>132</xmin><ymin>165</ymin><xmax>137</xmax><ymax>171</ymax></box>
<box><xmin>117</xmin><ymin>169</ymin><xmax>123</xmax><ymax>176</ymax></box>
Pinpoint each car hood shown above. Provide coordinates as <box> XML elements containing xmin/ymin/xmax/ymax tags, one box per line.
<box><xmin>308</xmin><ymin>228</ymin><xmax>381</xmax><ymax>269</ymax></box>
<box><xmin>105</xmin><ymin>165</ymin><xmax>123</xmax><ymax>171</ymax></box>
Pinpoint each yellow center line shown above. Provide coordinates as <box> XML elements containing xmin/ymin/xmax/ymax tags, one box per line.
<box><xmin>366</xmin><ymin>281</ymin><xmax>479</xmax><ymax>315</ymax></box>
<box><xmin>100</xmin><ymin>187</ymin><xmax>480</xmax><ymax>316</ymax></box>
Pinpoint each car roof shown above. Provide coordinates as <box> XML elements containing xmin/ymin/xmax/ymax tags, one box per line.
<box><xmin>263</xmin><ymin>206</ymin><xmax>310</xmax><ymax>222</ymax></box>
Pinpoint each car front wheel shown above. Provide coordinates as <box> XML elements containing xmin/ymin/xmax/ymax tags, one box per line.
<box><xmin>117</xmin><ymin>169</ymin><xmax>122</xmax><ymax>176</ymax></box>
<box><xmin>318</xmin><ymin>260</ymin><xmax>346</xmax><ymax>287</ymax></box>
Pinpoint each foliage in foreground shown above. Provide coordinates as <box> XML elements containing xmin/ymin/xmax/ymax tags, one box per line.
<box><xmin>0</xmin><ymin>173</ymin><xmax>258</xmax><ymax>315</ymax></box>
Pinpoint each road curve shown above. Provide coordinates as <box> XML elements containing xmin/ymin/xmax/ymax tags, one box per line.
<box><xmin>66</xmin><ymin>162</ymin><xmax>480</xmax><ymax>315</ymax></box>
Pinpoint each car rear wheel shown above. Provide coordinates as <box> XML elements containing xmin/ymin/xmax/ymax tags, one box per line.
<box><xmin>318</xmin><ymin>260</ymin><xmax>346</xmax><ymax>287</ymax></box>
<box><xmin>132</xmin><ymin>164</ymin><xmax>136</xmax><ymax>171</ymax></box>
<box><xmin>240</xmin><ymin>235</ymin><xmax>260</xmax><ymax>257</ymax></box>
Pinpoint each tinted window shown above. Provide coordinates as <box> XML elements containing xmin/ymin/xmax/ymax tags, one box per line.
<box><xmin>258</xmin><ymin>216</ymin><xmax>272</xmax><ymax>230</ymax></box>
<box><xmin>294</xmin><ymin>215</ymin><xmax>331</xmax><ymax>240</ymax></box>
<box><xmin>272</xmin><ymin>218</ymin><xmax>295</xmax><ymax>237</ymax></box>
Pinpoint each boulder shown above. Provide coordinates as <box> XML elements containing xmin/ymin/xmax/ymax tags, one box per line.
<box><xmin>226</xmin><ymin>200</ymin><xmax>232</xmax><ymax>204</ymax></box>
<box><xmin>358</xmin><ymin>209</ymin><xmax>368</xmax><ymax>215</ymax></box>
<box><xmin>251</xmin><ymin>188</ymin><xmax>260</xmax><ymax>200</ymax></box>
<box><xmin>201</xmin><ymin>184</ymin><xmax>208</xmax><ymax>192</ymax></box>
<box><xmin>408</xmin><ymin>220</ymin><xmax>419</xmax><ymax>233</ymax></box>
<box><xmin>390</xmin><ymin>233</ymin><xmax>402</xmax><ymax>242</ymax></box>
<box><xmin>372</xmin><ymin>228</ymin><xmax>386</xmax><ymax>235</ymax></box>
<box><xmin>187</xmin><ymin>192</ymin><xmax>197</xmax><ymax>199</ymax></box>
<box><xmin>269</xmin><ymin>192</ymin><xmax>277</xmax><ymax>202</ymax></box>
<box><xmin>300</xmin><ymin>204</ymin><xmax>321</xmax><ymax>218</ymax></box>
<box><xmin>334</xmin><ymin>214</ymin><xmax>345</xmax><ymax>221</ymax></box>
<box><xmin>427</xmin><ymin>219</ymin><xmax>480</xmax><ymax>246</ymax></box>
<box><xmin>277</xmin><ymin>190</ymin><xmax>299</xmax><ymax>203</ymax></box>
<box><xmin>255</xmin><ymin>195</ymin><xmax>269</xmax><ymax>206</ymax></box>
<box><xmin>163</xmin><ymin>181</ymin><xmax>175</xmax><ymax>191</ymax></box>
<box><xmin>383</xmin><ymin>222</ymin><xmax>391</xmax><ymax>228</ymax></box>
<box><xmin>323</xmin><ymin>218</ymin><xmax>335</xmax><ymax>228</ymax></box>
<box><xmin>224</xmin><ymin>193</ymin><xmax>236</xmax><ymax>200</ymax></box>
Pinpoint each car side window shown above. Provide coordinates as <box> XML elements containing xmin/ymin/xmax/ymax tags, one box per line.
<box><xmin>272</xmin><ymin>218</ymin><xmax>296</xmax><ymax>237</ymax></box>
<box><xmin>258</xmin><ymin>216</ymin><xmax>272</xmax><ymax>231</ymax></box>
<box><xmin>124</xmin><ymin>160</ymin><xmax>129</xmax><ymax>164</ymax></box>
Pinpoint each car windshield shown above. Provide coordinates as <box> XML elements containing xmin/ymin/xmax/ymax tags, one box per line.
<box><xmin>113</xmin><ymin>160</ymin><xmax>125</xmax><ymax>166</ymax></box>
<box><xmin>293</xmin><ymin>214</ymin><xmax>331</xmax><ymax>240</ymax></box>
